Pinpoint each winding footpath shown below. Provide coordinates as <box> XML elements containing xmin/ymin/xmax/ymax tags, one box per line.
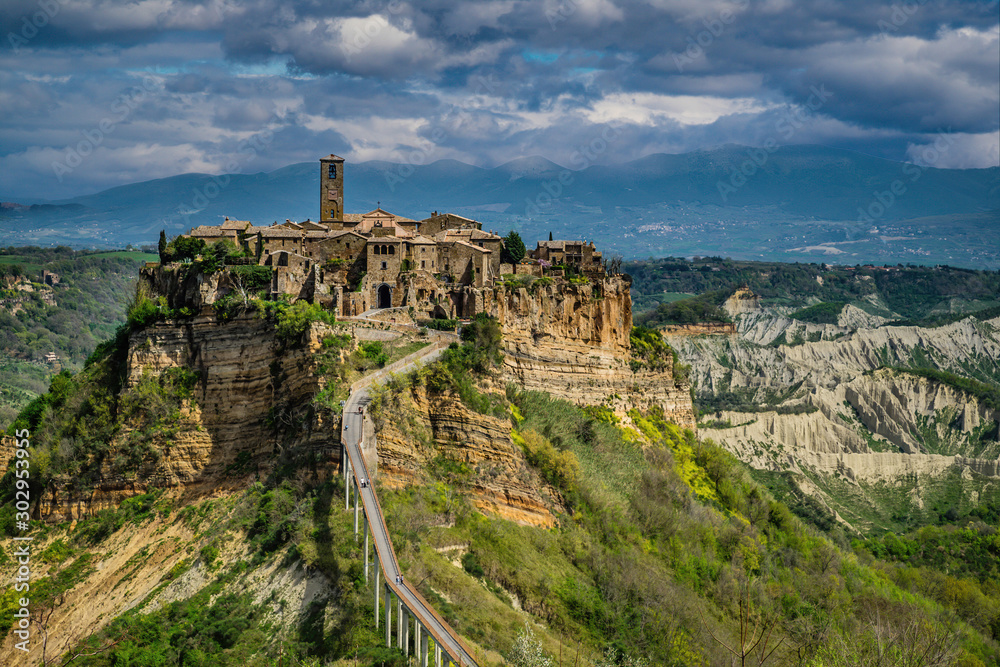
<box><xmin>340</xmin><ymin>340</ymin><xmax>478</xmax><ymax>667</ymax></box>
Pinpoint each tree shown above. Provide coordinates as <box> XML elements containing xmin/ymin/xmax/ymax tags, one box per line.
<box><xmin>157</xmin><ymin>230</ymin><xmax>168</xmax><ymax>262</ymax></box>
<box><xmin>169</xmin><ymin>236</ymin><xmax>206</xmax><ymax>262</ymax></box>
<box><xmin>501</xmin><ymin>231</ymin><xmax>526</xmax><ymax>265</ymax></box>
<box><xmin>703</xmin><ymin>577</ymin><xmax>784</xmax><ymax>667</ymax></box>
<box><xmin>506</xmin><ymin>623</ymin><xmax>553</xmax><ymax>667</ymax></box>
<box><xmin>548</xmin><ymin>231</ymin><xmax>553</xmax><ymax>241</ymax></box>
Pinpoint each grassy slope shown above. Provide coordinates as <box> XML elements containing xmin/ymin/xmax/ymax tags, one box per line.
<box><xmin>1</xmin><ymin>310</ymin><xmax>997</xmax><ymax>665</ymax></box>
<box><xmin>0</xmin><ymin>247</ymin><xmax>152</xmax><ymax>425</ymax></box>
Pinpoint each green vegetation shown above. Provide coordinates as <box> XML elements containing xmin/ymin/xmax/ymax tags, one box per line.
<box><xmin>312</xmin><ymin>332</ymin><xmax>429</xmax><ymax>410</ymax></box>
<box><xmin>501</xmin><ymin>230</ymin><xmax>527</xmax><ymax>265</ymax></box>
<box><xmin>636</xmin><ymin>289</ymin><xmax>731</xmax><ymax>327</ymax></box>
<box><xmin>370</xmin><ymin>384</ymin><xmax>998</xmax><ymax>665</ymax></box>
<box><xmin>0</xmin><ymin>333</ymin><xmax>193</xmax><ymax>532</ymax></box>
<box><xmin>789</xmin><ymin>301</ymin><xmax>846</xmax><ymax>324</ymax></box>
<box><xmin>888</xmin><ymin>303</ymin><xmax>1000</xmax><ymax>328</ymax></box>
<box><xmin>627</xmin><ymin>256</ymin><xmax>1000</xmax><ymax>320</ymax></box>
<box><xmin>420</xmin><ymin>317</ymin><xmax>458</xmax><ymax>331</ymax></box>
<box><xmin>892</xmin><ymin>366</ymin><xmax>1000</xmax><ymax>411</ymax></box>
<box><xmin>628</xmin><ymin>326</ymin><xmax>690</xmax><ymax>385</ymax></box>
<box><xmin>0</xmin><ymin>246</ymin><xmax>156</xmax><ymax>424</ymax></box>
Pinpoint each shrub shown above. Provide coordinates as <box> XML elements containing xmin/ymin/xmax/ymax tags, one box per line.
<box><xmin>359</xmin><ymin>341</ymin><xmax>389</xmax><ymax>366</ymax></box>
<box><xmin>230</xmin><ymin>264</ymin><xmax>272</xmax><ymax>293</ymax></box>
<box><xmin>265</xmin><ymin>301</ymin><xmax>336</xmax><ymax>345</ymax></box>
<box><xmin>514</xmin><ymin>428</ymin><xmax>581</xmax><ymax>493</ymax></box>
<box><xmin>790</xmin><ymin>301</ymin><xmax>847</xmax><ymax>324</ymax></box>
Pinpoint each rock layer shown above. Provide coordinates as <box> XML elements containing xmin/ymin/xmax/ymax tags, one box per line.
<box><xmin>372</xmin><ymin>384</ymin><xmax>562</xmax><ymax>527</ymax></box>
<box><xmin>482</xmin><ymin>276</ymin><xmax>696</xmax><ymax>428</ymax></box>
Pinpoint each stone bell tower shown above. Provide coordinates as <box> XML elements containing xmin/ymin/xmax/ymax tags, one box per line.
<box><xmin>320</xmin><ymin>154</ymin><xmax>345</xmax><ymax>226</ymax></box>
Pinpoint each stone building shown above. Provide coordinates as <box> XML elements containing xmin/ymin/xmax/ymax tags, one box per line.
<box><xmin>530</xmin><ymin>240</ymin><xmax>603</xmax><ymax>275</ymax></box>
<box><xmin>177</xmin><ymin>155</ymin><xmax>604</xmax><ymax>318</ymax></box>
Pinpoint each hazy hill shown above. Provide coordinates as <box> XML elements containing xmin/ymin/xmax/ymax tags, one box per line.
<box><xmin>1</xmin><ymin>145</ymin><xmax>997</xmax><ymax>267</ymax></box>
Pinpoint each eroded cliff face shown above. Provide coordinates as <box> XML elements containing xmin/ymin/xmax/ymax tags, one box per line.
<box><xmin>673</xmin><ymin>310</ymin><xmax>1000</xmax><ymax>531</ymax></box>
<box><xmin>37</xmin><ymin>313</ymin><xmax>340</xmax><ymax>523</ymax></box>
<box><xmin>372</xmin><ymin>383</ymin><xmax>562</xmax><ymax>528</ymax></box>
<box><xmin>480</xmin><ymin>276</ymin><xmax>696</xmax><ymax>429</ymax></box>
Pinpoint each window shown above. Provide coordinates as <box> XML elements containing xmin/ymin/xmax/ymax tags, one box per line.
<box><xmin>328</xmin><ymin>164</ymin><xmax>337</xmax><ymax>179</ymax></box>
<box><xmin>421</xmin><ymin>260</ymin><xmax>425</xmax><ymax>268</ymax></box>
<box><xmin>381</xmin><ymin>261</ymin><xmax>387</xmax><ymax>270</ymax></box>
<box><xmin>388</xmin><ymin>246</ymin><xmax>395</xmax><ymax>255</ymax></box>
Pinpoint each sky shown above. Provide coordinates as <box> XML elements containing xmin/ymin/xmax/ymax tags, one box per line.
<box><xmin>1</xmin><ymin>0</ymin><xmax>998</xmax><ymax>200</ymax></box>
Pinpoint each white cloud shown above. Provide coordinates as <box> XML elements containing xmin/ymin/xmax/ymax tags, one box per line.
<box><xmin>906</xmin><ymin>131</ymin><xmax>1000</xmax><ymax>169</ymax></box>
<box><xmin>586</xmin><ymin>92</ymin><xmax>774</xmax><ymax>126</ymax></box>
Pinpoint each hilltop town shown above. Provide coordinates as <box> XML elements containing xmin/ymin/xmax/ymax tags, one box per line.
<box><xmin>179</xmin><ymin>154</ymin><xmax>606</xmax><ymax>319</ymax></box>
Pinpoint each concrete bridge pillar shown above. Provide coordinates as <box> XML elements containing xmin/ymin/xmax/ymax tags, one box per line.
<box><xmin>434</xmin><ymin>642</ymin><xmax>442</xmax><ymax>667</ymax></box>
<box><xmin>414</xmin><ymin>622</ymin><xmax>421</xmax><ymax>664</ymax></box>
<box><xmin>353</xmin><ymin>480</ymin><xmax>360</xmax><ymax>538</ymax></box>
<box><xmin>420</xmin><ymin>627</ymin><xmax>429</xmax><ymax>667</ymax></box>
<box><xmin>403</xmin><ymin>608</ymin><xmax>410</xmax><ymax>656</ymax></box>
<box><xmin>397</xmin><ymin>597</ymin><xmax>404</xmax><ymax>650</ymax></box>
<box><xmin>344</xmin><ymin>459</ymin><xmax>351</xmax><ymax>510</ymax></box>
<box><xmin>374</xmin><ymin>553</ymin><xmax>380</xmax><ymax>628</ymax></box>
<box><xmin>363</xmin><ymin>515</ymin><xmax>369</xmax><ymax>582</ymax></box>
<box><xmin>384</xmin><ymin>586</ymin><xmax>392</xmax><ymax>647</ymax></box>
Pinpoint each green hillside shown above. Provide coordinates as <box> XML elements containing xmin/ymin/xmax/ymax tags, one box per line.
<box><xmin>2</xmin><ymin>317</ymin><xmax>996</xmax><ymax>666</ymax></box>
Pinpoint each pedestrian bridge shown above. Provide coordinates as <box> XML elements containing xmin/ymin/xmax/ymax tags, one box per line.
<box><xmin>340</xmin><ymin>341</ymin><xmax>479</xmax><ymax>667</ymax></box>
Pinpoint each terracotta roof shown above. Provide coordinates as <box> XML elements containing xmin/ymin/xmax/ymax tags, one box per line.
<box><xmin>407</xmin><ymin>235</ymin><xmax>437</xmax><ymax>245</ymax></box>
<box><xmin>321</xmin><ymin>154</ymin><xmax>345</xmax><ymax>161</ymax></box>
<box><xmin>322</xmin><ymin>230</ymin><xmax>366</xmax><ymax>239</ymax></box>
<box><xmin>189</xmin><ymin>226</ymin><xmax>235</xmax><ymax>237</ymax></box>
<box><xmin>451</xmin><ymin>239</ymin><xmax>491</xmax><ymax>254</ymax></box>
<box><xmin>259</xmin><ymin>228</ymin><xmax>302</xmax><ymax>238</ymax></box>
<box><xmin>221</xmin><ymin>218</ymin><xmax>252</xmax><ymax>229</ymax></box>
<box><xmin>538</xmin><ymin>240</ymin><xmax>589</xmax><ymax>249</ymax></box>
<box><xmin>421</xmin><ymin>212</ymin><xmax>477</xmax><ymax>224</ymax></box>
<box><xmin>433</xmin><ymin>229</ymin><xmax>499</xmax><ymax>243</ymax></box>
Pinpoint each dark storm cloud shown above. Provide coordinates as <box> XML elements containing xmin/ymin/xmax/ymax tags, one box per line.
<box><xmin>0</xmin><ymin>0</ymin><xmax>996</xmax><ymax>199</ymax></box>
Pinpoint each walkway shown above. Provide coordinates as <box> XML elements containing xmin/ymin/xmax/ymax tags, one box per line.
<box><xmin>340</xmin><ymin>342</ymin><xmax>478</xmax><ymax>667</ymax></box>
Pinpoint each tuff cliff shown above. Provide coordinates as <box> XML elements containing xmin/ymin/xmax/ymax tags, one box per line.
<box><xmin>371</xmin><ymin>383</ymin><xmax>563</xmax><ymax>527</ymax></box>
<box><xmin>480</xmin><ymin>276</ymin><xmax>696</xmax><ymax>429</ymax></box>
<box><xmin>36</xmin><ymin>313</ymin><xmax>339</xmax><ymax>523</ymax></box>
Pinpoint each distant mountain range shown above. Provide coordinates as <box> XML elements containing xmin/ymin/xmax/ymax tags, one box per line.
<box><xmin>2</xmin><ymin>145</ymin><xmax>998</xmax><ymax>267</ymax></box>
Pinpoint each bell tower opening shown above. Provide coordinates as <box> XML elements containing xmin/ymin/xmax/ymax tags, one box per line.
<box><xmin>319</xmin><ymin>154</ymin><xmax>345</xmax><ymax>226</ymax></box>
